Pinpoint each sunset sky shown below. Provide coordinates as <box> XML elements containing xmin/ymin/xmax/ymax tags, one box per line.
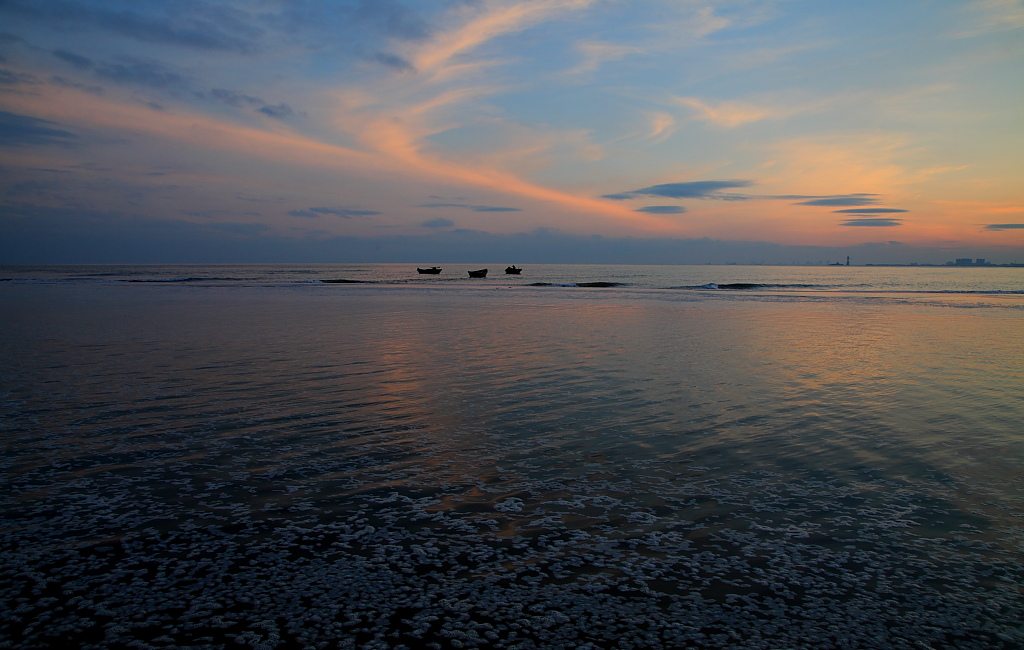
<box><xmin>2</xmin><ymin>0</ymin><xmax>1023</xmax><ymax>264</ymax></box>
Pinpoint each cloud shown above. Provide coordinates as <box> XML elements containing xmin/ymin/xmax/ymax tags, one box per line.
<box><xmin>192</xmin><ymin>86</ymin><xmax>294</xmax><ymax>122</ymax></box>
<box><xmin>289</xmin><ymin>207</ymin><xmax>380</xmax><ymax>218</ymax></box>
<box><xmin>412</xmin><ymin>0</ymin><xmax>597</xmax><ymax>73</ymax></box>
<box><xmin>8</xmin><ymin>81</ymin><xmax>665</xmax><ymax>234</ymax></box>
<box><xmin>422</xmin><ymin>218</ymin><xmax>454</xmax><ymax>228</ymax></box>
<box><xmin>257</xmin><ymin>103</ymin><xmax>294</xmax><ymax>119</ymax></box>
<box><xmin>568</xmin><ymin>41</ymin><xmax>642</xmax><ymax>75</ymax></box>
<box><xmin>354</xmin><ymin>0</ymin><xmax>433</xmax><ymax>42</ymax></box>
<box><xmin>636</xmin><ymin>205</ymin><xmax>687</xmax><ymax>214</ymax></box>
<box><xmin>419</xmin><ymin>202</ymin><xmax>521</xmax><ymax>212</ymax></box>
<box><xmin>51</xmin><ymin>49</ymin><xmax>94</xmax><ymax>70</ymax></box>
<box><xmin>642</xmin><ymin>111</ymin><xmax>677</xmax><ymax>143</ymax></box>
<box><xmin>0</xmin><ymin>68</ymin><xmax>39</xmax><ymax>86</ymax></box>
<box><xmin>796</xmin><ymin>197</ymin><xmax>879</xmax><ymax>207</ymax></box>
<box><xmin>49</xmin><ymin>76</ymin><xmax>104</xmax><ymax>94</ymax></box>
<box><xmin>674</xmin><ymin>97</ymin><xmax>777</xmax><ymax>128</ymax></box>
<box><xmin>839</xmin><ymin>218</ymin><xmax>903</xmax><ymax>227</ymax></box>
<box><xmin>985</xmin><ymin>223</ymin><xmax>1024</xmax><ymax>230</ymax></box>
<box><xmin>54</xmin><ymin>51</ymin><xmax>292</xmax><ymax>120</ymax></box>
<box><xmin>0</xmin><ymin>111</ymin><xmax>77</xmax><ymax>146</ymax></box>
<box><xmin>6</xmin><ymin>179</ymin><xmax>65</xmax><ymax>199</ymax></box>
<box><xmin>208</xmin><ymin>88</ymin><xmax>264</xmax><ymax>108</ymax></box>
<box><xmin>774</xmin><ymin>193</ymin><xmax>879</xmax><ymax>200</ymax></box>
<box><xmin>95</xmin><ymin>57</ymin><xmax>189</xmax><ymax>89</ymax></box>
<box><xmin>604</xmin><ymin>180</ymin><xmax>753</xmax><ymax>200</ymax></box>
<box><xmin>258</xmin><ymin>1</ymin><xmax>432</xmax><ymax>58</ymax></box>
<box><xmin>834</xmin><ymin>208</ymin><xmax>908</xmax><ymax>214</ymax></box>
<box><xmin>309</xmin><ymin>207</ymin><xmax>380</xmax><ymax>217</ymax></box>
<box><xmin>957</xmin><ymin>0</ymin><xmax>1024</xmax><ymax>36</ymax></box>
<box><xmin>372</xmin><ymin>52</ymin><xmax>416</xmax><ymax>72</ymax></box>
<box><xmin>3</xmin><ymin>0</ymin><xmax>260</xmax><ymax>53</ymax></box>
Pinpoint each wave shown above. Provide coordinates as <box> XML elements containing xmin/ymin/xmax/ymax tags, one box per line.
<box><xmin>930</xmin><ymin>289</ymin><xmax>1024</xmax><ymax>295</ymax></box>
<box><xmin>6</xmin><ymin>276</ymin><xmax>258</xmax><ymax>284</ymax></box>
<box><xmin>529</xmin><ymin>281</ymin><xmax>624</xmax><ymax>288</ymax></box>
<box><xmin>673</xmin><ymin>282</ymin><xmax>825</xmax><ymax>291</ymax></box>
<box><xmin>127</xmin><ymin>277</ymin><xmax>203</xmax><ymax>283</ymax></box>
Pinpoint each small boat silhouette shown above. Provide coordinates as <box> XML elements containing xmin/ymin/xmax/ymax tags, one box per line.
<box><xmin>468</xmin><ymin>268</ymin><xmax>488</xmax><ymax>278</ymax></box>
<box><xmin>505</xmin><ymin>265</ymin><xmax>522</xmax><ymax>275</ymax></box>
<box><xmin>417</xmin><ymin>267</ymin><xmax>442</xmax><ymax>274</ymax></box>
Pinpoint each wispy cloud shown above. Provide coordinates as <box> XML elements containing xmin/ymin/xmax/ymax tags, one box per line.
<box><xmin>208</xmin><ymin>88</ymin><xmax>263</xmax><ymax>108</ymax></box>
<box><xmin>956</xmin><ymin>0</ymin><xmax>1024</xmax><ymax>36</ymax></box>
<box><xmin>796</xmin><ymin>197</ymin><xmax>879</xmax><ymax>207</ymax></box>
<box><xmin>840</xmin><ymin>218</ymin><xmax>903</xmax><ymax>227</ymax></box>
<box><xmin>604</xmin><ymin>180</ymin><xmax>754</xmax><ymax>201</ymax></box>
<box><xmin>411</xmin><ymin>0</ymin><xmax>597</xmax><ymax>73</ymax></box>
<box><xmin>567</xmin><ymin>41</ymin><xmax>642</xmax><ymax>75</ymax></box>
<box><xmin>372</xmin><ymin>52</ymin><xmax>416</xmax><ymax>73</ymax></box>
<box><xmin>314</xmin><ymin>1</ymin><xmax>677</xmax><ymax>233</ymax></box>
<box><xmin>762</xmin><ymin>133</ymin><xmax>923</xmax><ymax>196</ymax></box>
<box><xmin>643</xmin><ymin>111</ymin><xmax>677</xmax><ymax>143</ymax></box>
<box><xmin>353</xmin><ymin>0</ymin><xmax>433</xmax><ymax>42</ymax></box>
<box><xmin>420</xmin><ymin>203</ymin><xmax>521</xmax><ymax>212</ymax></box>
<box><xmin>52</xmin><ymin>49</ymin><xmax>94</xmax><ymax>70</ymax></box>
<box><xmin>257</xmin><ymin>103</ymin><xmax>294</xmax><ymax>119</ymax></box>
<box><xmin>984</xmin><ymin>223</ymin><xmax>1024</xmax><ymax>230</ymax></box>
<box><xmin>422</xmin><ymin>217</ymin><xmax>454</xmax><ymax>228</ymax></box>
<box><xmin>289</xmin><ymin>207</ymin><xmax>380</xmax><ymax>218</ymax></box>
<box><xmin>94</xmin><ymin>57</ymin><xmax>190</xmax><ymax>90</ymax></box>
<box><xmin>636</xmin><ymin>205</ymin><xmax>686</xmax><ymax>214</ymax></box>
<box><xmin>674</xmin><ymin>97</ymin><xmax>778</xmax><ymax>128</ymax></box>
<box><xmin>834</xmin><ymin>208</ymin><xmax>908</xmax><ymax>214</ymax></box>
<box><xmin>0</xmin><ymin>110</ymin><xmax>77</xmax><ymax>146</ymax></box>
<box><xmin>3</xmin><ymin>0</ymin><xmax>260</xmax><ymax>52</ymax></box>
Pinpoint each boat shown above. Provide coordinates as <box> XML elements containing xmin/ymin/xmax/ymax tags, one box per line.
<box><xmin>417</xmin><ymin>267</ymin><xmax>442</xmax><ymax>274</ymax></box>
<box><xmin>505</xmin><ymin>265</ymin><xmax>522</xmax><ymax>275</ymax></box>
<box><xmin>468</xmin><ymin>269</ymin><xmax>488</xmax><ymax>278</ymax></box>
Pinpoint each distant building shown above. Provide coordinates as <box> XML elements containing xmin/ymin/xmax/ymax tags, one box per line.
<box><xmin>955</xmin><ymin>258</ymin><xmax>973</xmax><ymax>266</ymax></box>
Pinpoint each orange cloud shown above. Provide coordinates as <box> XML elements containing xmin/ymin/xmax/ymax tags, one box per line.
<box><xmin>759</xmin><ymin>133</ymin><xmax>921</xmax><ymax>195</ymax></box>
<box><xmin>411</xmin><ymin>0</ymin><xmax>597</xmax><ymax>73</ymax></box>
<box><xmin>674</xmin><ymin>97</ymin><xmax>778</xmax><ymax>127</ymax></box>
<box><xmin>5</xmin><ymin>78</ymin><xmax>676</xmax><ymax>234</ymax></box>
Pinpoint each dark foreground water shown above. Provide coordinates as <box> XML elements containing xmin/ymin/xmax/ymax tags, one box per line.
<box><xmin>2</xmin><ymin>266</ymin><xmax>1023</xmax><ymax>649</ymax></box>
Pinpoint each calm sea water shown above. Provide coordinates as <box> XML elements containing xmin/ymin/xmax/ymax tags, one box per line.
<box><xmin>2</xmin><ymin>264</ymin><xmax>1023</xmax><ymax>649</ymax></box>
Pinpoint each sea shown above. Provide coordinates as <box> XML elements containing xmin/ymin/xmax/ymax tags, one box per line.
<box><xmin>2</xmin><ymin>263</ymin><xmax>1022</xmax><ymax>649</ymax></box>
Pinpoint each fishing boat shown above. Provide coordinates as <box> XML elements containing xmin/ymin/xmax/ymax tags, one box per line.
<box><xmin>505</xmin><ymin>265</ymin><xmax>522</xmax><ymax>275</ymax></box>
<box><xmin>417</xmin><ymin>267</ymin><xmax>442</xmax><ymax>274</ymax></box>
<box><xmin>468</xmin><ymin>269</ymin><xmax>488</xmax><ymax>278</ymax></box>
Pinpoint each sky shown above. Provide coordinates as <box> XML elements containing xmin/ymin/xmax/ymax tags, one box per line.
<box><xmin>1</xmin><ymin>0</ymin><xmax>1023</xmax><ymax>264</ymax></box>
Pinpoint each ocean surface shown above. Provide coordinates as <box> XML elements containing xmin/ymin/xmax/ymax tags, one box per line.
<box><xmin>2</xmin><ymin>264</ymin><xmax>1023</xmax><ymax>649</ymax></box>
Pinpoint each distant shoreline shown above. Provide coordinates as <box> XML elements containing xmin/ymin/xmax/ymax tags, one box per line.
<box><xmin>862</xmin><ymin>263</ymin><xmax>1024</xmax><ymax>268</ymax></box>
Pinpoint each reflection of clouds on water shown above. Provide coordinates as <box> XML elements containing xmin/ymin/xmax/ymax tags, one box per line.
<box><xmin>1</xmin><ymin>285</ymin><xmax>1022</xmax><ymax>648</ymax></box>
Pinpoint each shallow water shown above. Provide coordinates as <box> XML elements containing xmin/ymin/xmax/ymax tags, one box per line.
<box><xmin>2</xmin><ymin>272</ymin><xmax>1023</xmax><ymax>649</ymax></box>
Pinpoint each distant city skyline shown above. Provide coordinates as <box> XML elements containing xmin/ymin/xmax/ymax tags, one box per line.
<box><xmin>2</xmin><ymin>0</ymin><xmax>1022</xmax><ymax>264</ymax></box>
